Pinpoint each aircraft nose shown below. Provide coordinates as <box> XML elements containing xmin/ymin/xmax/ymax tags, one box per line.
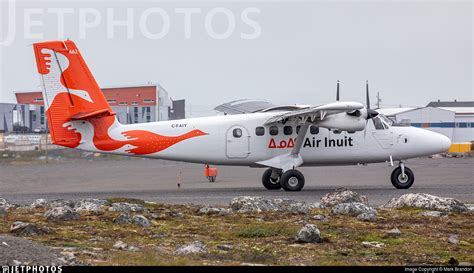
<box><xmin>439</xmin><ymin>134</ymin><xmax>452</xmax><ymax>152</ymax></box>
<box><xmin>429</xmin><ymin>131</ymin><xmax>451</xmax><ymax>154</ymax></box>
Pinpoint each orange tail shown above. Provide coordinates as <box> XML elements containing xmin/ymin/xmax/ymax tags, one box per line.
<box><xmin>33</xmin><ymin>40</ymin><xmax>115</xmax><ymax>147</ymax></box>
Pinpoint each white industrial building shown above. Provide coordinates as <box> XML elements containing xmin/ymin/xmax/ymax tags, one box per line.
<box><xmin>377</xmin><ymin>101</ymin><xmax>473</xmax><ymax>144</ymax></box>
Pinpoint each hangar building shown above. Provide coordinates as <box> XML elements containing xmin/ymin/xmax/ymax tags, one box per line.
<box><xmin>3</xmin><ymin>83</ymin><xmax>186</xmax><ymax>133</ymax></box>
<box><xmin>377</xmin><ymin>101</ymin><xmax>473</xmax><ymax>144</ymax></box>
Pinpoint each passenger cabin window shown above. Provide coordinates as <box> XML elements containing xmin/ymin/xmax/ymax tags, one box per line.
<box><xmin>255</xmin><ymin>127</ymin><xmax>265</xmax><ymax>136</ymax></box>
<box><xmin>233</xmin><ymin>128</ymin><xmax>242</xmax><ymax>138</ymax></box>
<box><xmin>269</xmin><ymin>126</ymin><xmax>279</xmax><ymax>136</ymax></box>
<box><xmin>310</xmin><ymin>125</ymin><xmax>319</xmax><ymax>135</ymax></box>
<box><xmin>283</xmin><ymin>126</ymin><xmax>293</xmax><ymax>135</ymax></box>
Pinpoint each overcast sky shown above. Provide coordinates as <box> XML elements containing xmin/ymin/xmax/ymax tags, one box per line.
<box><xmin>0</xmin><ymin>0</ymin><xmax>472</xmax><ymax>116</ymax></box>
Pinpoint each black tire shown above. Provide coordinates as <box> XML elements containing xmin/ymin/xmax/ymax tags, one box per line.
<box><xmin>262</xmin><ymin>169</ymin><xmax>282</xmax><ymax>190</ymax></box>
<box><xmin>280</xmin><ymin>169</ymin><xmax>305</xmax><ymax>191</ymax></box>
<box><xmin>391</xmin><ymin>166</ymin><xmax>414</xmax><ymax>189</ymax></box>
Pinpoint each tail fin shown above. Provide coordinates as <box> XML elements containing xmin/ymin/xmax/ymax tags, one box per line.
<box><xmin>33</xmin><ymin>40</ymin><xmax>115</xmax><ymax>147</ymax></box>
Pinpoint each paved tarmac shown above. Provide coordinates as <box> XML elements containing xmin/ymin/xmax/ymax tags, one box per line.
<box><xmin>0</xmin><ymin>156</ymin><xmax>472</xmax><ymax>206</ymax></box>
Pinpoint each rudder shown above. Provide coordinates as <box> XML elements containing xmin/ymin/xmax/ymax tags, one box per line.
<box><xmin>33</xmin><ymin>40</ymin><xmax>114</xmax><ymax>147</ymax></box>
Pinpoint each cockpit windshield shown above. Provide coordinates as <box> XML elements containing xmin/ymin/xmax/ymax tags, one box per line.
<box><xmin>372</xmin><ymin>114</ymin><xmax>392</xmax><ymax>130</ymax></box>
<box><xmin>378</xmin><ymin>114</ymin><xmax>393</xmax><ymax>126</ymax></box>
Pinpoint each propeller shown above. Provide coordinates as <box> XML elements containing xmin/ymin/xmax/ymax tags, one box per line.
<box><xmin>365</xmin><ymin>80</ymin><xmax>379</xmax><ymax>120</ymax></box>
<box><xmin>363</xmin><ymin>80</ymin><xmax>379</xmax><ymax>137</ymax></box>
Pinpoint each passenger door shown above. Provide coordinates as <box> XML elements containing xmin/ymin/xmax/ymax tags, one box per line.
<box><xmin>226</xmin><ymin>126</ymin><xmax>250</xmax><ymax>158</ymax></box>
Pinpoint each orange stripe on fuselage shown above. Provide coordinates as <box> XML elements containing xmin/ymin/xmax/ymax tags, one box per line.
<box><xmin>87</xmin><ymin>115</ymin><xmax>208</xmax><ymax>155</ymax></box>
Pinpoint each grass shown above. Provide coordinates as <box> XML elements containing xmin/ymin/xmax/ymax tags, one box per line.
<box><xmin>1</xmin><ymin>201</ymin><xmax>473</xmax><ymax>266</ymax></box>
<box><xmin>236</xmin><ymin>222</ymin><xmax>299</xmax><ymax>238</ymax></box>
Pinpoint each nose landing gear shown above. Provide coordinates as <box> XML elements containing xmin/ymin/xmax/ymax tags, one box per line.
<box><xmin>390</xmin><ymin>162</ymin><xmax>414</xmax><ymax>189</ymax></box>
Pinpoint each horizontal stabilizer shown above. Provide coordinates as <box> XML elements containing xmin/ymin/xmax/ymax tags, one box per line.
<box><xmin>70</xmin><ymin>109</ymin><xmax>116</xmax><ymax>120</ymax></box>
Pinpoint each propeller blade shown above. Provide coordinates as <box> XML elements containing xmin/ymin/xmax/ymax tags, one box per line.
<box><xmin>336</xmin><ymin>80</ymin><xmax>340</xmax><ymax>101</ymax></box>
<box><xmin>364</xmin><ymin>120</ymin><xmax>368</xmax><ymax>138</ymax></box>
<box><xmin>366</xmin><ymin>80</ymin><xmax>370</xmax><ymax>109</ymax></box>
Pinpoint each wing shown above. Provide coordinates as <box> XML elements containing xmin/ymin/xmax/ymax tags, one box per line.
<box><xmin>264</xmin><ymin>101</ymin><xmax>364</xmax><ymax>125</ymax></box>
<box><xmin>256</xmin><ymin>101</ymin><xmax>365</xmax><ymax>171</ymax></box>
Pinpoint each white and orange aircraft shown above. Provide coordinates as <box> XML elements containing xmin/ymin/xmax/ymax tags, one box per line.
<box><xmin>32</xmin><ymin>40</ymin><xmax>451</xmax><ymax>191</ymax></box>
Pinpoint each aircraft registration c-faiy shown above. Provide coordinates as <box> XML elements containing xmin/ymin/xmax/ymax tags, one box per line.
<box><xmin>32</xmin><ymin>40</ymin><xmax>452</xmax><ymax>191</ymax></box>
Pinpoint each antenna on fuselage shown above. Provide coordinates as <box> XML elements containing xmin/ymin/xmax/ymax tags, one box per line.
<box><xmin>336</xmin><ymin>80</ymin><xmax>340</xmax><ymax>101</ymax></box>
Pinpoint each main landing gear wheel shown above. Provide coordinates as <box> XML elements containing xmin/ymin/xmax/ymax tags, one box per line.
<box><xmin>280</xmin><ymin>169</ymin><xmax>305</xmax><ymax>191</ymax></box>
<box><xmin>391</xmin><ymin>166</ymin><xmax>414</xmax><ymax>189</ymax></box>
<box><xmin>262</xmin><ymin>169</ymin><xmax>282</xmax><ymax>190</ymax></box>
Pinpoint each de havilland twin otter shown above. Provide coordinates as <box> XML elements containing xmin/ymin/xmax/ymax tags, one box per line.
<box><xmin>32</xmin><ymin>40</ymin><xmax>451</xmax><ymax>191</ymax></box>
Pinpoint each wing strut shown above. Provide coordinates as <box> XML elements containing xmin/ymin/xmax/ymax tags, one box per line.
<box><xmin>291</xmin><ymin>122</ymin><xmax>309</xmax><ymax>155</ymax></box>
<box><xmin>256</xmin><ymin>122</ymin><xmax>311</xmax><ymax>172</ymax></box>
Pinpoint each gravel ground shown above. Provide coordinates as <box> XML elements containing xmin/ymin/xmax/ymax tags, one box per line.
<box><xmin>0</xmin><ymin>235</ymin><xmax>72</xmax><ymax>265</ymax></box>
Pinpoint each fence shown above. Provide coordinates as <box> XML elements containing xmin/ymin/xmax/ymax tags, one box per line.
<box><xmin>0</xmin><ymin>133</ymin><xmax>58</xmax><ymax>151</ymax></box>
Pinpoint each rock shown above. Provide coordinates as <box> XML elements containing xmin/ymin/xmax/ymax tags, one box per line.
<box><xmin>312</xmin><ymin>214</ymin><xmax>326</xmax><ymax>221</ymax></box>
<box><xmin>49</xmin><ymin>199</ymin><xmax>75</xmax><ymax>208</ymax></box>
<box><xmin>230</xmin><ymin>196</ymin><xmax>309</xmax><ymax>214</ymax></box>
<box><xmin>175</xmin><ymin>241</ymin><xmax>207</xmax><ymax>255</ymax></box>
<box><xmin>108</xmin><ymin>202</ymin><xmax>145</xmax><ymax>213</ymax></box>
<box><xmin>44</xmin><ymin>206</ymin><xmax>80</xmax><ymax>221</ymax></box>
<box><xmin>308</xmin><ymin>203</ymin><xmax>322</xmax><ymax>209</ymax></box>
<box><xmin>73</xmin><ymin>200</ymin><xmax>105</xmax><ymax>213</ymax></box>
<box><xmin>331</xmin><ymin>202</ymin><xmax>377</xmax><ymax>218</ymax></box>
<box><xmin>356</xmin><ymin>212</ymin><xmax>377</xmax><ymax>221</ymax></box>
<box><xmin>217</xmin><ymin>244</ymin><xmax>233</xmax><ymax>251</ymax></box>
<box><xmin>320</xmin><ymin>188</ymin><xmax>368</xmax><ymax>208</ymax></box>
<box><xmin>448</xmin><ymin>257</ymin><xmax>459</xmax><ymax>266</ymax></box>
<box><xmin>127</xmin><ymin>246</ymin><xmax>140</xmax><ymax>252</ymax></box>
<box><xmin>362</xmin><ymin>241</ymin><xmax>385</xmax><ymax>248</ymax></box>
<box><xmin>295</xmin><ymin>224</ymin><xmax>321</xmax><ymax>243</ymax></box>
<box><xmin>273</xmin><ymin>199</ymin><xmax>310</xmax><ymax>214</ymax></box>
<box><xmin>76</xmin><ymin>198</ymin><xmax>108</xmax><ymax>207</ymax></box>
<box><xmin>131</xmin><ymin>215</ymin><xmax>150</xmax><ymax>227</ymax></box>
<box><xmin>198</xmin><ymin>207</ymin><xmax>230</xmax><ymax>216</ymax></box>
<box><xmin>30</xmin><ymin>199</ymin><xmax>48</xmax><ymax>208</ymax></box>
<box><xmin>384</xmin><ymin>228</ymin><xmax>401</xmax><ymax>239</ymax></box>
<box><xmin>465</xmin><ymin>204</ymin><xmax>474</xmax><ymax>212</ymax></box>
<box><xmin>10</xmin><ymin>222</ymin><xmax>49</xmax><ymax>236</ymax></box>
<box><xmin>448</xmin><ymin>235</ymin><xmax>459</xmax><ymax>245</ymax></box>
<box><xmin>113</xmin><ymin>240</ymin><xmax>128</xmax><ymax>250</ymax></box>
<box><xmin>420</xmin><ymin>211</ymin><xmax>448</xmax><ymax>217</ymax></box>
<box><xmin>113</xmin><ymin>213</ymin><xmax>132</xmax><ymax>225</ymax></box>
<box><xmin>0</xmin><ymin>198</ymin><xmax>15</xmax><ymax>210</ymax></box>
<box><xmin>382</xmin><ymin>193</ymin><xmax>468</xmax><ymax>212</ymax></box>
<box><xmin>0</xmin><ymin>207</ymin><xmax>7</xmax><ymax>217</ymax></box>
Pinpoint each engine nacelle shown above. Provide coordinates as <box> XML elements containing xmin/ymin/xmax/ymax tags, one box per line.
<box><xmin>316</xmin><ymin>112</ymin><xmax>366</xmax><ymax>132</ymax></box>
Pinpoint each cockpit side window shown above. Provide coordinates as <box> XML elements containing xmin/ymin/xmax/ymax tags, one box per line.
<box><xmin>373</xmin><ymin>117</ymin><xmax>385</xmax><ymax>130</ymax></box>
